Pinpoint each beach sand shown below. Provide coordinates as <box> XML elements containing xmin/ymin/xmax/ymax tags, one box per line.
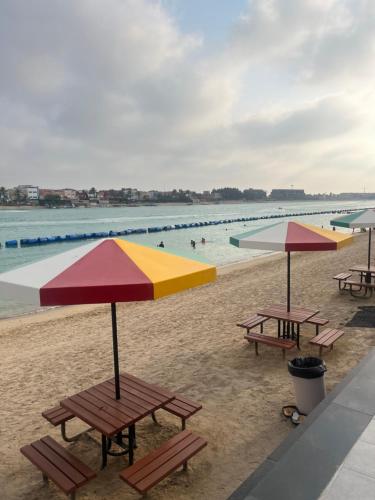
<box><xmin>0</xmin><ymin>232</ymin><xmax>374</xmax><ymax>499</ymax></box>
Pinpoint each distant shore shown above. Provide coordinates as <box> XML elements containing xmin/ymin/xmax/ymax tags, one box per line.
<box><xmin>2</xmin><ymin>198</ymin><xmax>375</xmax><ymax>210</ymax></box>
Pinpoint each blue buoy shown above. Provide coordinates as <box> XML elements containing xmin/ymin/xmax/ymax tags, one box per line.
<box><xmin>5</xmin><ymin>240</ymin><xmax>18</xmax><ymax>248</ymax></box>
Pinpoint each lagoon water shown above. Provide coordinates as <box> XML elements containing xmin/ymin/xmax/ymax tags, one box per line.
<box><xmin>0</xmin><ymin>199</ymin><xmax>373</xmax><ymax>317</ymax></box>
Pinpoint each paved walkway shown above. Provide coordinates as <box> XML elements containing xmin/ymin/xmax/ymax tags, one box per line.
<box><xmin>320</xmin><ymin>416</ymin><xmax>375</xmax><ymax>499</ymax></box>
<box><xmin>228</xmin><ymin>349</ymin><xmax>375</xmax><ymax>500</ymax></box>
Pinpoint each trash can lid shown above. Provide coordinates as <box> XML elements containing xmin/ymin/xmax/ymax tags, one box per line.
<box><xmin>288</xmin><ymin>357</ymin><xmax>327</xmax><ymax>379</ymax></box>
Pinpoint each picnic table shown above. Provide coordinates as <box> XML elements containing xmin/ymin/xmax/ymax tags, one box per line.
<box><xmin>349</xmin><ymin>265</ymin><xmax>375</xmax><ymax>283</ymax></box>
<box><xmin>256</xmin><ymin>303</ymin><xmax>319</xmax><ymax>348</ymax></box>
<box><xmin>60</xmin><ymin>372</ymin><xmax>174</xmax><ymax>469</ymax></box>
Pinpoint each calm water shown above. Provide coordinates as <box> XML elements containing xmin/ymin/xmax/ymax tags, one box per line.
<box><xmin>0</xmin><ymin>200</ymin><xmax>373</xmax><ymax>318</ymax></box>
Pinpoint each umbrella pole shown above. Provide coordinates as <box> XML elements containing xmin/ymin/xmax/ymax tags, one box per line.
<box><xmin>287</xmin><ymin>252</ymin><xmax>291</xmax><ymax>312</ymax></box>
<box><xmin>111</xmin><ymin>302</ymin><xmax>121</xmax><ymax>400</ymax></box>
<box><xmin>366</xmin><ymin>228</ymin><xmax>372</xmax><ymax>284</ymax></box>
<box><xmin>368</xmin><ymin>228</ymin><xmax>372</xmax><ymax>270</ymax></box>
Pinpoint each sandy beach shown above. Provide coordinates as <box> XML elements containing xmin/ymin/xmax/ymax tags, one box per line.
<box><xmin>1</xmin><ymin>232</ymin><xmax>374</xmax><ymax>500</ymax></box>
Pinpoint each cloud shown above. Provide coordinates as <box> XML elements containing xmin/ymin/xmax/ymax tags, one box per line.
<box><xmin>231</xmin><ymin>0</ymin><xmax>375</xmax><ymax>85</ymax></box>
<box><xmin>0</xmin><ymin>0</ymin><xmax>374</xmax><ymax>191</ymax></box>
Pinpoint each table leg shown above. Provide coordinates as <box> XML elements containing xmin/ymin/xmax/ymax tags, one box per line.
<box><xmin>278</xmin><ymin>320</ymin><xmax>280</xmax><ymax>338</ymax></box>
<box><xmin>128</xmin><ymin>424</ymin><xmax>135</xmax><ymax>465</ymax></box>
<box><xmin>297</xmin><ymin>324</ymin><xmax>300</xmax><ymax>350</ymax></box>
<box><xmin>101</xmin><ymin>434</ymin><xmax>108</xmax><ymax>469</ymax></box>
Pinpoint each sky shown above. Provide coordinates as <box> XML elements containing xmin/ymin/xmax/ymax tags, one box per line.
<box><xmin>1</xmin><ymin>0</ymin><xmax>374</xmax><ymax>193</ymax></box>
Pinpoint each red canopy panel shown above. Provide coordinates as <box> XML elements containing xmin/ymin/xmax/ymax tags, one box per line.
<box><xmin>40</xmin><ymin>240</ymin><xmax>154</xmax><ymax>305</ymax></box>
<box><xmin>285</xmin><ymin>222</ymin><xmax>337</xmax><ymax>251</ymax></box>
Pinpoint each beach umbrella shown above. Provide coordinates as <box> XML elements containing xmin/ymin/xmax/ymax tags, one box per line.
<box><xmin>230</xmin><ymin>221</ymin><xmax>352</xmax><ymax>311</ymax></box>
<box><xmin>330</xmin><ymin>209</ymin><xmax>375</xmax><ymax>273</ymax></box>
<box><xmin>0</xmin><ymin>238</ymin><xmax>216</xmax><ymax>399</ymax></box>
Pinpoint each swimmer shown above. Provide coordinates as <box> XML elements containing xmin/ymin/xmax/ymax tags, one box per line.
<box><xmin>158</xmin><ymin>241</ymin><xmax>165</xmax><ymax>248</ymax></box>
<box><xmin>201</xmin><ymin>237</ymin><xmax>206</xmax><ymax>244</ymax></box>
<box><xmin>191</xmin><ymin>240</ymin><xmax>196</xmax><ymax>249</ymax></box>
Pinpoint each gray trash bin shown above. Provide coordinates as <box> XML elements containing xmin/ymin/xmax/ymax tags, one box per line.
<box><xmin>288</xmin><ymin>357</ymin><xmax>327</xmax><ymax>415</ymax></box>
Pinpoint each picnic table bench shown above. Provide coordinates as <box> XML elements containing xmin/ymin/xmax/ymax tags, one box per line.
<box><xmin>20</xmin><ymin>435</ymin><xmax>96</xmax><ymax>500</ymax></box>
<box><xmin>44</xmin><ymin>393</ymin><xmax>202</xmax><ymax>438</ymax></box>
<box><xmin>42</xmin><ymin>405</ymin><xmax>93</xmax><ymax>443</ymax></box>
<box><xmin>257</xmin><ymin>304</ymin><xmax>319</xmax><ymax>348</ymax></box>
<box><xmin>60</xmin><ymin>373</ymin><xmax>174</xmax><ymax>469</ymax></box>
<box><xmin>333</xmin><ymin>272</ymin><xmax>352</xmax><ymax>290</ymax></box>
<box><xmin>119</xmin><ymin>430</ymin><xmax>207</xmax><ymax>494</ymax></box>
<box><xmin>309</xmin><ymin>328</ymin><xmax>344</xmax><ymax>356</ymax></box>
<box><xmin>306</xmin><ymin>316</ymin><xmax>329</xmax><ymax>335</ymax></box>
<box><xmin>244</xmin><ymin>332</ymin><xmax>296</xmax><ymax>359</ymax></box>
<box><xmin>152</xmin><ymin>393</ymin><xmax>202</xmax><ymax>430</ymax></box>
<box><xmin>237</xmin><ymin>314</ymin><xmax>269</xmax><ymax>333</ymax></box>
<box><xmin>341</xmin><ymin>279</ymin><xmax>375</xmax><ymax>297</ymax></box>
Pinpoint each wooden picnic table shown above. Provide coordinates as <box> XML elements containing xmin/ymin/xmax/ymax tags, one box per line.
<box><xmin>60</xmin><ymin>372</ymin><xmax>174</xmax><ymax>469</ymax></box>
<box><xmin>349</xmin><ymin>265</ymin><xmax>375</xmax><ymax>283</ymax></box>
<box><xmin>256</xmin><ymin>303</ymin><xmax>319</xmax><ymax>348</ymax></box>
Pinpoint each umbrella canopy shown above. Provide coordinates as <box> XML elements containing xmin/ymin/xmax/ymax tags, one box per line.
<box><xmin>330</xmin><ymin>209</ymin><xmax>375</xmax><ymax>229</ymax></box>
<box><xmin>230</xmin><ymin>221</ymin><xmax>351</xmax><ymax>251</ymax></box>
<box><xmin>0</xmin><ymin>238</ymin><xmax>216</xmax><ymax>306</ymax></box>
<box><xmin>330</xmin><ymin>209</ymin><xmax>375</xmax><ymax>271</ymax></box>
<box><xmin>0</xmin><ymin>238</ymin><xmax>216</xmax><ymax>398</ymax></box>
<box><xmin>230</xmin><ymin>221</ymin><xmax>352</xmax><ymax>310</ymax></box>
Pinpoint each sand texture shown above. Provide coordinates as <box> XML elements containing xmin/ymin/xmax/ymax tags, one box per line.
<box><xmin>0</xmin><ymin>232</ymin><xmax>374</xmax><ymax>499</ymax></box>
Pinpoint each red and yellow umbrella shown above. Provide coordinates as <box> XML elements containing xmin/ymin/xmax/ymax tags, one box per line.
<box><xmin>230</xmin><ymin>221</ymin><xmax>352</xmax><ymax>311</ymax></box>
<box><xmin>0</xmin><ymin>238</ymin><xmax>216</xmax><ymax>398</ymax></box>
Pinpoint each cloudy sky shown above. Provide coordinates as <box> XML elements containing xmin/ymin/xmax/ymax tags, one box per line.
<box><xmin>1</xmin><ymin>0</ymin><xmax>374</xmax><ymax>192</ymax></box>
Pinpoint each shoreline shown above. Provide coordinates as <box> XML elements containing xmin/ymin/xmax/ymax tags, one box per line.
<box><xmin>1</xmin><ymin>199</ymin><xmax>375</xmax><ymax>210</ymax></box>
<box><xmin>0</xmin><ymin>252</ymin><xmax>281</xmax><ymax>325</ymax></box>
<box><xmin>0</xmin><ymin>232</ymin><xmax>361</xmax><ymax>324</ymax></box>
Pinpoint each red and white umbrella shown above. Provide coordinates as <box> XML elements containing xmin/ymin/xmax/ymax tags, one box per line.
<box><xmin>0</xmin><ymin>238</ymin><xmax>216</xmax><ymax>398</ymax></box>
<box><xmin>230</xmin><ymin>221</ymin><xmax>353</xmax><ymax>310</ymax></box>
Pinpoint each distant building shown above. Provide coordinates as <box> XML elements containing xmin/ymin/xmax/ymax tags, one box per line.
<box><xmin>77</xmin><ymin>190</ymin><xmax>89</xmax><ymax>201</ymax></box>
<box><xmin>39</xmin><ymin>188</ymin><xmax>64</xmax><ymax>200</ymax></box>
<box><xmin>123</xmin><ymin>188</ymin><xmax>139</xmax><ymax>201</ymax></box>
<box><xmin>62</xmin><ymin>189</ymin><xmax>78</xmax><ymax>200</ymax></box>
<box><xmin>338</xmin><ymin>192</ymin><xmax>375</xmax><ymax>200</ymax></box>
<box><xmin>270</xmin><ymin>189</ymin><xmax>306</xmax><ymax>201</ymax></box>
<box><xmin>147</xmin><ymin>190</ymin><xmax>159</xmax><ymax>200</ymax></box>
<box><xmin>18</xmin><ymin>185</ymin><xmax>39</xmax><ymax>200</ymax></box>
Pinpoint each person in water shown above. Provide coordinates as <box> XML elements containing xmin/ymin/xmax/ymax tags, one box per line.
<box><xmin>158</xmin><ymin>241</ymin><xmax>165</xmax><ymax>248</ymax></box>
<box><xmin>201</xmin><ymin>237</ymin><xmax>206</xmax><ymax>244</ymax></box>
<box><xmin>191</xmin><ymin>240</ymin><xmax>196</xmax><ymax>249</ymax></box>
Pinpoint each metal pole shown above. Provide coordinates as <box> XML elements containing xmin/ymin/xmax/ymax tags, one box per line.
<box><xmin>366</xmin><ymin>228</ymin><xmax>372</xmax><ymax>283</ymax></box>
<box><xmin>368</xmin><ymin>228</ymin><xmax>372</xmax><ymax>270</ymax></box>
<box><xmin>111</xmin><ymin>302</ymin><xmax>121</xmax><ymax>400</ymax></box>
<box><xmin>287</xmin><ymin>252</ymin><xmax>291</xmax><ymax>312</ymax></box>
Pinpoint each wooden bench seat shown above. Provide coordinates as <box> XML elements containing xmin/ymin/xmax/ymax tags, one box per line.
<box><xmin>309</xmin><ymin>328</ymin><xmax>344</xmax><ymax>356</ymax></box>
<box><xmin>244</xmin><ymin>332</ymin><xmax>296</xmax><ymax>359</ymax></box>
<box><xmin>42</xmin><ymin>405</ymin><xmax>74</xmax><ymax>427</ymax></box>
<box><xmin>306</xmin><ymin>316</ymin><xmax>329</xmax><ymax>335</ymax></box>
<box><xmin>20</xmin><ymin>436</ymin><xmax>96</xmax><ymax>500</ymax></box>
<box><xmin>42</xmin><ymin>405</ymin><xmax>92</xmax><ymax>442</ymax></box>
<box><xmin>333</xmin><ymin>272</ymin><xmax>352</xmax><ymax>290</ymax></box>
<box><xmin>237</xmin><ymin>314</ymin><xmax>268</xmax><ymax>333</ymax></box>
<box><xmin>119</xmin><ymin>430</ymin><xmax>207</xmax><ymax>495</ymax></box>
<box><xmin>342</xmin><ymin>280</ymin><xmax>375</xmax><ymax>297</ymax></box>
<box><xmin>161</xmin><ymin>394</ymin><xmax>202</xmax><ymax>430</ymax></box>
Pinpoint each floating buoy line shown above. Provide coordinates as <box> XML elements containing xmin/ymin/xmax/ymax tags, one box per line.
<box><xmin>3</xmin><ymin>207</ymin><xmax>373</xmax><ymax>249</ymax></box>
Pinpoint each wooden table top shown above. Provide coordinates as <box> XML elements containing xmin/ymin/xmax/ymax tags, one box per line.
<box><xmin>258</xmin><ymin>303</ymin><xmax>319</xmax><ymax>324</ymax></box>
<box><xmin>61</xmin><ymin>372</ymin><xmax>174</xmax><ymax>437</ymax></box>
<box><xmin>349</xmin><ymin>265</ymin><xmax>375</xmax><ymax>274</ymax></box>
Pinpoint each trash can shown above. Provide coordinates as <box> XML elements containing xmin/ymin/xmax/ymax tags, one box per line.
<box><xmin>288</xmin><ymin>357</ymin><xmax>327</xmax><ymax>415</ymax></box>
